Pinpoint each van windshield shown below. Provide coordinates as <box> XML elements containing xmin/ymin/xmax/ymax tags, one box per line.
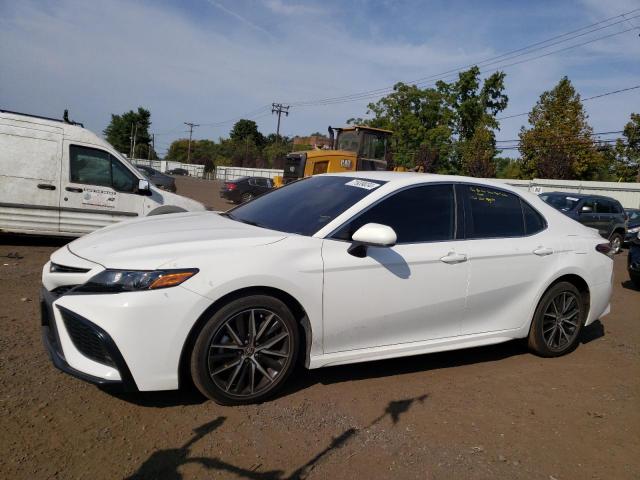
<box><xmin>225</xmin><ymin>176</ymin><xmax>386</xmax><ymax>236</ymax></box>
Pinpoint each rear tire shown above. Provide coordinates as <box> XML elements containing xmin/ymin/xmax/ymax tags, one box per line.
<box><xmin>190</xmin><ymin>295</ymin><xmax>299</xmax><ymax>405</ymax></box>
<box><xmin>241</xmin><ymin>192</ymin><xmax>254</xmax><ymax>203</ymax></box>
<box><xmin>528</xmin><ymin>282</ymin><xmax>585</xmax><ymax>357</ymax></box>
<box><xmin>631</xmin><ymin>273</ymin><xmax>640</xmax><ymax>289</ymax></box>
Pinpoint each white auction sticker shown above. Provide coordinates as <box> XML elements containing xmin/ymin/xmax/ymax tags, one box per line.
<box><xmin>345</xmin><ymin>179</ymin><xmax>381</xmax><ymax>190</ymax></box>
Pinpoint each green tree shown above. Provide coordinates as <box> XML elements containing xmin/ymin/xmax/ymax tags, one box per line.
<box><xmin>460</xmin><ymin>123</ymin><xmax>497</xmax><ymax>177</ymax></box>
<box><xmin>519</xmin><ymin>77</ymin><xmax>605</xmax><ymax>180</ymax></box>
<box><xmin>229</xmin><ymin>119</ymin><xmax>266</xmax><ymax>148</ymax></box>
<box><xmin>360</xmin><ymin>66</ymin><xmax>507</xmax><ymax>173</ymax></box>
<box><xmin>611</xmin><ymin>113</ymin><xmax>640</xmax><ymax>182</ymax></box>
<box><xmin>104</xmin><ymin>107</ymin><xmax>156</xmax><ymax>159</ymax></box>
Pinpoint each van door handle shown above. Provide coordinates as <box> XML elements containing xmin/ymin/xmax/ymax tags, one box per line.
<box><xmin>37</xmin><ymin>184</ymin><xmax>56</xmax><ymax>190</ymax></box>
<box><xmin>533</xmin><ymin>247</ymin><xmax>553</xmax><ymax>256</ymax></box>
<box><xmin>65</xmin><ymin>186</ymin><xmax>83</xmax><ymax>193</ymax></box>
<box><xmin>440</xmin><ymin>252</ymin><xmax>467</xmax><ymax>264</ymax></box>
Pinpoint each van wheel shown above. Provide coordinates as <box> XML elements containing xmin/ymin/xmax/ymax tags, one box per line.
<box><xmin>528</xmin><ymin>282</ymin><xmax>585</xmax><ymax>357</ymax></box>
<box><xmin>190</xmin><ymin>295</ymin><xmax>299</xmax><ymax>405</ymax></box>
<box><xmin>609</xmin><ymin>233</ymin><xmax>623</xmax><ymax>254</ymax></box>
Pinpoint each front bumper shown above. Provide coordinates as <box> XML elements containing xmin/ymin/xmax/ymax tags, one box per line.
<box><xmin>41</xmin><ymin>287</ymin><xmax>138</xmax><ymax>391</ymax></box>
<box><xmin>40</xmin><ymin>282</ymin><xmax>213</xmax><ymax>391</ymax></box>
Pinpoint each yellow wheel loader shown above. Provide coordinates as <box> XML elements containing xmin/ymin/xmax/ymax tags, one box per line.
<box><xmin>274</xmin><ymin>125</ymin><xmax>392</xmax><ymax>187</ymax></box>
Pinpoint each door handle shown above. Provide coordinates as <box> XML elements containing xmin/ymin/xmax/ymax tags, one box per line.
<box><xmin>65</xmin><ymin>186</ymin><xmax>83</xmax><ymax>193</ymax></box>
<box><xmin>533</xmin><ymin>247</ymin><xmax>554</xmax><ymax>256</ymax></box>
<box><xmin>440</xmin><ymin>252</ymin><xmax>467</xmax><ymax>264</ymax></box>
<box><xmin>37</xmin><ymin>184</ymin><xmax>56</xmax><ymax>190</ymax></box>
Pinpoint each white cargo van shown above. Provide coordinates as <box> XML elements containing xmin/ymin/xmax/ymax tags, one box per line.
<box><xmin>0</xmin><ymin>110</ymin><xmax>204</xmax><ymax>236</ymax></box>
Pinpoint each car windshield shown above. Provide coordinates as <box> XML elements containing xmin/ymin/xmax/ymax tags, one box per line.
<box><xmin>225</xmin><ymin>176</ymin><xmax>386</xmax><ymax>236</ymax></box>
<box><xmin>626</xmin><ymin>209</ymin><xmax>640</xmax><ymax>221</ymax></box>
<box><xmin>540</xmin><ymin>194</ymin><xmax>581</xmax><ymax>212</ymax></box>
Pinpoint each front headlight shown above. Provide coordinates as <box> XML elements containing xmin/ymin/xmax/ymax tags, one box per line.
<box><xmin>75</xmin><ymin>269</ymin><xmax>198</xmax><ymax>293</ymax></box>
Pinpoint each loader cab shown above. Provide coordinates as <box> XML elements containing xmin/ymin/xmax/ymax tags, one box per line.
<box><xmin>280</xmin><ymin>126</ymin><xmax>391</xmax><ymax>185</ymax></box>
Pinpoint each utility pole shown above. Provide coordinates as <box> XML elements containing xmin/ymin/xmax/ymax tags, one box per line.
<box><xmin>148</xmin><ymin>133</ymin><xmax>154</xmax><ymax>160</ymax></box>
<box><xmin>131</xmin><ymin>123</ymin><xmax>139</xmax><ymax>159</ymax></box>
<box><xmin>184</xmin><ymin>122</ymin><xmax>199</xmax><ymax>163</ymax></box>
<box><xmin>129</xmin><ymin>123</ymin><xmax>134</xmax><ymax>158</ymax></box>
<box><xmin>271</xmin><ymin>103</ymin><xmax>289</xmax><ymax>140</ymax></box>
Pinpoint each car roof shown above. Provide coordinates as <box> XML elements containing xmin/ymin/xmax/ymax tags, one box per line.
<box><xmin>542</xmin><ymin>191</ymin><xmax>620</xmax><ymax>202</ymax></box>
<box><xmin>316</xmin><ymin>171</ymin><xmax>527</xmax><ymax>192</ymax></box>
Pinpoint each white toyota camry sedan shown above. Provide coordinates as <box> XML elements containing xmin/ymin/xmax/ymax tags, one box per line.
<box><xmin>41</xmin><ymin>172</ymin><xmax>614</xmax><ymax>404</ymax></box>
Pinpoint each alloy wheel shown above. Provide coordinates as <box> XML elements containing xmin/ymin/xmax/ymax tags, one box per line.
<box><xmin>541</xmin><ymin>291</ymin><xmax>581</xmax><ymax>352</ymax></box>
<box><xmin>207</xmin><ymin>308</ymin><xmax>292</xmax><ymax>398</ymax></box>
<box><xmin>611</xmin><ymin>236</ymin><xmax>622</xmax><ymax>254</ymax></box>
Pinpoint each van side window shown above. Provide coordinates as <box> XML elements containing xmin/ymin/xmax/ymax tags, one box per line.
<box><xmin>112</xmin><ymin>159</ymin><xmax>136</xmax><ymax>192</ymax></box>
<box><xmin>70</xmin><ymin>145</ymin><xmax>111</xmax><ymax>187</ymax></box>
<box><xmin>70</xmin><ymin>145</ymin><xmax>136</xmax><ymax>192</ymax></box>
<box><xmin>462</xmin><ymin>184</ymin><xmax>524</xmax><ymax>238</ymax></box>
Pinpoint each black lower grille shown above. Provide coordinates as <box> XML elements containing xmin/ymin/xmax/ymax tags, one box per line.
<box><xmin>51</xmin><ymin>285</ymin><xmax>78</xmax><ymax>297</ymax></box>
<box><xmin>61</xmin><ymin>310</ymin><xmax>115</xmax><ymax>367</ymax></box>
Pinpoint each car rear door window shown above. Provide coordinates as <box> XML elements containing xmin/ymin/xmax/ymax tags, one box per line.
<box><xmin>522</xmin><ymin>200</ymin><xmax>546</xmax><ymax>235</ymax></box>
<box><xmin>462</xmin><ymin>184</ymin><xmax>524</xmax><ymax>238</ymax></box>
<box><xmin>333</xmin><ymin>184</ymin><xmax>455</xmax><ymax>243</ymax></box>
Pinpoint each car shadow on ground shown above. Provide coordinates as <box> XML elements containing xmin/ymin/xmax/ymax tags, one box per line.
<box><xmin>0</xmin><ymin>233</ymin><xmax>70</xmax><ymax>248</ymax></box>
<box><xmin>621</xmin><ymin>279</ymin><xmax>640</xmax><ymax>292</ymax></box>
<box><xmin>105</xmin><ymin>321</ymin><xmax>605</xmax><ymax>408</ymax></box>
<box><xmin>125</xmin><ymin>395</ymin><xmax>428</xmax><ymax>479</ymax></box>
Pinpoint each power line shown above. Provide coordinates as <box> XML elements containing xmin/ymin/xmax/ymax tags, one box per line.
<box><xmin>290</xmin><ymin>24</ymin><xmax>639</xmax><ymax>107</ymax></box>
<box><xmin>495</xmin><ymin>130</ymin><xmax>624</xmax><ymax>143</ymax></box>
<box><xmin>497</xmin><ymin>85</ymin><xmax>640</xmax><ymax>120</ymax></box>
<box><xmin>285</xmin><ymin>8</ymin><xmax>640</xmax><ymax>107</ymax></box>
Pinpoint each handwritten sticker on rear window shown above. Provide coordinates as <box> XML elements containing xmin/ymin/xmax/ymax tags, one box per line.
<box><xmin>345</xmin><ymin>179</ymin><xmax>381</xmax><ymax>190</ymax></box>
<box><xmin>469</xmin><ymin>186</ymin><xmax>508</xmax><ymax>205</ymax></box>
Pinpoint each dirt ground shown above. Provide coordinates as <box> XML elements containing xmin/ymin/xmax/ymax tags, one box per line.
<box><xmin>1</xmin><ymin>178</ymin><xmax>639</xmax><ymax>479</ymax></box>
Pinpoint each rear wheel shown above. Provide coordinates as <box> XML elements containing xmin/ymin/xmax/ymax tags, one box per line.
<box><xmin>610</xmin><ymin>232</ymin><xmax>623</xmax><ymax>254</ymax></box>
<box><xmin>190</xmin><ymin>295</ymin><xmax>299</xmax><ymax>405</ymax></box>
<box><xmin>241</xmin><ymin>192</ymin><xmax>254</xmax><ymax>203</ymax></box>
<box><xmin>528</xmin><ymin>282</ymin><xmax>585</xmax><ymax>357</ymax></box>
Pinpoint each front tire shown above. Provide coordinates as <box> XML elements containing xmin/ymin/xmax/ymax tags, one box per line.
<box><xmin>528</xmin><ymin>282</ymin><xmax>585</xmax><ymax>357</ymax></box>
<box><xmin>610</xmin><ymin>232</ymin><xmax>623</xmax><ymax>254</ymax></box>
<box><xmin>190</xmin><ymin>295</ymin><xmax>299</xmax><ymax>405</ymax></box>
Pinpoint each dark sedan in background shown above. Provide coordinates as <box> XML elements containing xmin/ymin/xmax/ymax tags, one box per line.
<box><xmin>167</xmin><ymin>167</ymin><xmax>189</xmax><ymax>176</ymax></box>
<box><xmin>219</xmin><ymin>176</ymin><xmax>274</xmax><ymax>203</ymax></box>
<box><xmin>135</xmin><ymin>165</ymin><xmax>177</xmax><ymax>193</ymax></box>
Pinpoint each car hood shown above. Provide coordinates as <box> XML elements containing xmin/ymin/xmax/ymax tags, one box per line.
<box><xmin>67</xmin><ymin>211</ymin><xmax>287</xmax><ymax>269</ymax></box>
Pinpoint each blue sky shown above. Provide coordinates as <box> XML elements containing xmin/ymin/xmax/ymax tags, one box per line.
<box><xmin>1</xmin><ymin>0</ymin><xmax>639</xmax><ymax>158</ymax></box>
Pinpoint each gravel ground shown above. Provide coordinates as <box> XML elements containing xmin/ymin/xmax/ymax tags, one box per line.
<box><xmin>0</xmin><ymin>178</ymin><xmax>638</xmax><ymax>479</ymax></box>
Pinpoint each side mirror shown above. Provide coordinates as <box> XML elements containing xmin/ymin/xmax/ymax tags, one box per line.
<box><xmin>137</xmin><ymin>179</ymin><xmax>152</xmax><ymax>196</ymax></box>
<box><xmin>348</xmin><ymin>223</ymin><xmax>397</xmax><ymax>257</ymax></box>
<box><xmin>581</xmin><ymin>205</ymin><xmax>593</xmax><ymax>213</ymax></box>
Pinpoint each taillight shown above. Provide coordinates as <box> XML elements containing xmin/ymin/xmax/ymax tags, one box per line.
<box><xmin>225</xmin><ymin>183</ymin><xmax>237</xmax><ymax>191</ymax></box>
<box><xmin>595</xmin><ymin>242</ymin><xmax>614</xmax><ymax>258</ymax></box>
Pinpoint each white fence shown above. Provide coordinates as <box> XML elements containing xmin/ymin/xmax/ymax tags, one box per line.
<box><xmin>495</xmin><ymin>178</ymin><xmax>640</xmax><ymax>208</ymax></box>
<box><xmin>215</xmin><ymin>166</ymin><xmax>284</xmax><ymax>182</ymax></box>
<box><xmin>130</xmin><ymin>158</ymin><xmax>206</xmax><ymax>178</ymax></box>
